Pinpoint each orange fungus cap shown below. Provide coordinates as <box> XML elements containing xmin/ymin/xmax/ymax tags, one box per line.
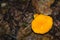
<box><xmin>31</xmin><ymin>14</ymin><xmax>53</xmax><ymax>34</ymax></box>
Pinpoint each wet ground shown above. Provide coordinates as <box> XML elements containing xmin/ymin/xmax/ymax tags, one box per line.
<box><xmin>0</xmin><ymin>0</ymin><xmax>60</xmax><ymax>40</ymax></box>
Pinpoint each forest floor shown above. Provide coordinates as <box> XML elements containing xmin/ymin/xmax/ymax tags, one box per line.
<box><xmin>0</xmin><ymin>0</ymin><xmax>60</xmax><ymax>40</ymax></box>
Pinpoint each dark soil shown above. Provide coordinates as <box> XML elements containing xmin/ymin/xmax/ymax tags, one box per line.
<box><xmin>0</xmin><ymin>0</ymin><xmax>60</xmax><ymax>40</ymax></box>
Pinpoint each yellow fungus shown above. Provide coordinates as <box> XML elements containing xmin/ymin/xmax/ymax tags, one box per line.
<box><xmin>31</xmin><ymin>14</ymin><xmax>53</xmax><ymax>34</ymax></box>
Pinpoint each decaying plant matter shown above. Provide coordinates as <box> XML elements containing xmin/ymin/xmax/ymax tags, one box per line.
<box><xmin>32</xmin><ymin>0</ymin><xmax>55</xmax><ymax>15</ymax></box>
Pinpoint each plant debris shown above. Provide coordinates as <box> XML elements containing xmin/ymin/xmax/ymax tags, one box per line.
<box><xmin>0</xmin><ymin>0</ymin><xmax>60</xmax><ymax>40</ymax></box>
